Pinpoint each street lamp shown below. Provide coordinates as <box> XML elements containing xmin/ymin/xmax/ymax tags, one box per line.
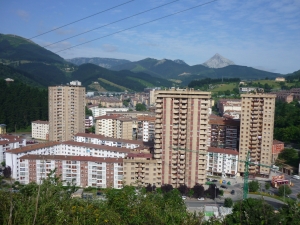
<box><xmin>215</xmin><ymin>186</ymin><xmax>217</xmax><ymax>206</ymax></box>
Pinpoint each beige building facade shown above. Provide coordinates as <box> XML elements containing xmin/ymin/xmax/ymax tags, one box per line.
<box><xmin>154</xmin><ymin>89</ymin><xmax>211</xmax><ymax>188</ymax></box>
<box><xmin>238</xmin><ymin>93</ymin><xmax>276</xmax><ymax>175</ymax></box>
<box><xmin>31</xmin><ymin>120</ymin><xmax>49</xmax><ymax>140</ymax></box>
<box><xmin>48</xmin><ymin>83</ymin><xmax>85</xmax><ymax>142</ymax></box>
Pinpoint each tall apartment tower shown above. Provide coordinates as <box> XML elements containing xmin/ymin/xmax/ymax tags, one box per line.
<box><xmin>49</xmin><ymin>82</ymin><xmax>85</xmax><ymax>142</ymax></box>
<box><xmin>238</xmin><ymin>93</ymin><xmax>276</xmax><ymax>175</ymax></box>
<box><xmin>154</xmin><ymin>89</ymin><xmax>211</xmax><ymax>188</ymax></box>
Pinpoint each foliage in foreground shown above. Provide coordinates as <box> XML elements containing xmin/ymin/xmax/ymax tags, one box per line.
<box><xmin>0</xmin><ymin>174</ymin><xmax>206</xmax><ymax>225</ymax></box>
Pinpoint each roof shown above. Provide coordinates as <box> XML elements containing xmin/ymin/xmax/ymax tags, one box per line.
<box><xmin>0</xmin><ymin>135</ymin><xmax>24</xmax><ymax>142</ymax></box>
<box><xmin>20</xmin><ymin>154</ymin><xmax>124</xmax><ymax>163</ymax></box>
<box><xmin>209</xmin><ymin>114</ymin><xmax>240</xmax><ymax>126</ymax></box>
<box><xmin>208</xmin><ymin>147</ymin><xmax>239</xmax><ymax>155</ymax></box>
<box><xmin>63</xmin><ymin>140</ymin><xmax>133</xmax><ymax>153</ymax></box>
<box><xmin>126</xmin><ymin>153</ymin><xmax>153</xmax><ymax>158</ymax></box>
<box><xmin>94</xmin><ymin>115</ymin><xmax>120</xmax><ymax>120</ymax></box>
<box><xmin>0</xmin><ymin>140</ymin><xmax>10</xmax><ymax>145</ymax></box>
<box><xmin>32</xmin><ymin>120</ymin><xmax>49</xmax><ymax>124</ymax></box>
<box><xmin>6</xmin><ymin>142</ymin><xmax>59</xmax><ymax>154</ymax></box>
<box><xmin>74</xmin><ymin>133</ymin><xmax>146</xmax><ymax>145</ymax></box>
<box><xmin>137</xmin><ymin>115</ymin><xmax>156</xmax><ymax>122</ymax></box>
<box><xmin>273</xmin><ymin>140</ymin><xmax>284</xmax><ymax>145</ymax></box>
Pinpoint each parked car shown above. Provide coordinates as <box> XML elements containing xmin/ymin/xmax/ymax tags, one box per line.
<box><xmin>220</xmin><ymin>185</ymin><xmax>228</xmax><ymax>189</ymax></box>
<box><xmin>197</xmin><ymin>197</ymin><xmax>205</xmax><ymax>201</ymax></box>
<box><xmin>231</xmin><ymin>190</ymin><xmax>235</xmax><ymax>195</ymax></box>
<box><xmin>182</xmin><ymin>196</ymin><xmax>187</xmax><ymax>200</ymax></box>
<box><xmin>212</xmin><ymin>179</ymin><xmax>218</xmax><ymax>182</ymax></box>
<box><xmin>292</xmin><ymin>175</ymin><xmax>300</xmax><ymax>180</ymax></box>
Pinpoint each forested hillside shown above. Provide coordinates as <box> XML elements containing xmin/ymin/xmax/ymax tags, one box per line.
<box><xmin>0</xmin><ymin>79</ymin><xmax>48</xmax><ymax>132</ymax></box>
<box><xmin>274</xmin><ymin>101</ymin><xmax>300</xmax><ymax>144</ymax></box>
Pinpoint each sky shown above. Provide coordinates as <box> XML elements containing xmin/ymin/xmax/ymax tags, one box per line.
<box><xmin>1</xmin><ymin>0</ymin><xmax>300</xmax><ymax>74</ymax></box>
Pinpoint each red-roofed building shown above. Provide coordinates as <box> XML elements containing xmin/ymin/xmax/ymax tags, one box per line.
<box><xmin>272</xmin><ymin>140</ymin><xmax>285</xmax><ymax>163</ymax></box>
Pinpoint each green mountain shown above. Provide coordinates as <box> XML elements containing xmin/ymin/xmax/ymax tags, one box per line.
<box><xmin>111</xmin><ymin>57</ymin><xmax>281</xmax><ymax>82</ymax></box>
<box><xmin>0</xmin><ymin>34</ymin><xmax>172</xmax><ymax>91</ymax></box>
<box><xmin>72</xmin><ymin>63</ymin><xmax>173</xmax><ymax>92</ymax></box>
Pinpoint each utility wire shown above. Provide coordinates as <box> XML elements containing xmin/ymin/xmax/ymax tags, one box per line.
<box><xmin>28</xmin><ymin>0</ymin><xmax>135</xmax><ymax>40</ymax></box>
<box><xmin>55</xmin><ymin>0</ymin><xmax>218</xmax><ymax>53</ymax></box>
<box><xmin>44</xmin><ymin>0</ymin><xmax>179</xmax><ymax>48</ymax></box>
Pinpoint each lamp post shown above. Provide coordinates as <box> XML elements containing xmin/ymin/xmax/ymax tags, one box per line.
<box><xmin>215</xmin><ymin>186</ymin><xmax>217</xmax><ymax>206</ymax></box>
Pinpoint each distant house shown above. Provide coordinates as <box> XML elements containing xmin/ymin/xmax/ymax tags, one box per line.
<box><xmin>239</xmin><ymin>87</ymin><xmax>258</xmax><ymax>93</ymax></box>
<box><xmin>275</xmin><ymin>77</ymin><xmax>286</xmax><ymax>82</ymax></box>
<box><xmin>0</xmin><ymin>124</ymin><xmax>6</xmax><ymax>134</ymax></box>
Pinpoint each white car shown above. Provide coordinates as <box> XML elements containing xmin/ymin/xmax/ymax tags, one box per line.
<box><xmin>197</xmin><ymin>197</ymin><xmax>205</xmax><ymax>201</ymax></box>
<box><xmin>292</xmin><ymin>175</ymin><xmax>300</xmax><ymax>180</ymax></box>
<box><xmin>182</xmin><ymin>196</ymin><xmax>187</xmax><ymax>200</ymax></box>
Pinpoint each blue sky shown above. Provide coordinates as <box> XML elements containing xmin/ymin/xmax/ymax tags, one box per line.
<box><xmin>1</xmin><ymin>0</ymin><xmax>300</xmax><ymax>74</ymax></box>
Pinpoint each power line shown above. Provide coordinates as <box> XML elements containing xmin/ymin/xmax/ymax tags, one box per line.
<box><xmin>44</xmin><ymin>0</ymin><xmax>179</xmax><ymax>48</ymax></box>
<box><xmin>54</xmin><ymin>0</ymin><xmax>218</xmax><ymax>53</ymax></box>
<box><xmin>28</xmin><ymin>0</ymin><xmax>135</xmax><ymax>40</ymax></box>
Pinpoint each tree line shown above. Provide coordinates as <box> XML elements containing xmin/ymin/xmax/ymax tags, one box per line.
<box><xmin>0</xmin><ymin>79</ymin><xmax>48</xmax><ymax>132</ymax></box>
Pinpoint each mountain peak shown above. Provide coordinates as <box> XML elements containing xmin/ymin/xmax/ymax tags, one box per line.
<box><xmin>173</xmin><ymin>59</ymin><xmax>188</xmax><ymax>65</ymax></box>
<box><xmin>203</xmin><ymin>53</ymin><xmax>235</xmax><ymax>68</ymax></box>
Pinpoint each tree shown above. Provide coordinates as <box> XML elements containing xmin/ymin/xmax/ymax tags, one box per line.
<box><xmin>278</xmin><ymin>185</ymin><xmax>292</xmax><ymax>197</ymax></box>
<box><xmin>177</xmin><ymin>184</ymin><xmax>188</xmax><ymax>195</ymax></box>
<box><xmin>297</xmin><ymin>192</ymin><xmax>300</xmax><ymax>200</ymax></box>
<box><xmin>193</xmin><ymin>184</ymin><xmax>204</xmax><ymax>198</ymax></box>
<box><xmin>1</xmin><ymin>161</ymin><xmax>5</xmax><ymax>167</ymax></box>
<box><xmin>248</xmin><ymin>180</ymin><xmax>259</xmax><ymax>192</ymax></box>
<box><xmin>3</xmin><ymin>166</ymin><xmax>11</xmax><ymax>178</ymax></box>
<box><xmin>135</xmin><ymin>103</ymin><xmax>146</xmax><ymax>111</ymax></box>
<box><xmin>225</xmin><ymin>198</ymin><xmax>281</xmax><ymax>224</ymax></box>
<box><xmin>145</xmin><ymin>183</ymin><xmax>156</xmax><ymax>192</ymax></box>
<box><xmin>161</xmin><ymin>184</ymin><xmax>173</xmax><ymax>193</ymax></box>
<box><xmin>85</xmin><ymin>106</ymin><xmax>93</xmax><ymax>116</ymax></box>
<box><xmin>265</xmin><ymin>182</ymin><xmax>271</xmax><ymax>191</ymax></box>
<box><xmin>224</xmin><ymin>198</ymin><xmax>233</xmax><ymax>207</ymax></box>
<box><xmin>206</xmin><ymin>184</ymin><xmax>218</xmax><ymax>199</ymax></box>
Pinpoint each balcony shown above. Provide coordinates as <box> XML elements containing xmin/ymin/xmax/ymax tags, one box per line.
<box><xmin>181</xmin><ymin>100</ymin><xmax>187</xmax><ymax>104</ymax></box>
<box><xmin>155</xmin><ymin>144</ymin><xmax>161</xmax><ymax>149</ymax></box>
<box><xmin>155</xmin><ymin>109</ymin><xmax>162</xmax><ymax>113</ymax></box>
<box><xmin>180</xmin><ymin>115</ymin><xmax>187</xmax><ymax>119</ymax></box>
<box><xmin>155</xmin><ymin>134</ymin><xmax>162</xmax><ymax>139</ymax></box>
<box><xmin>173</xmin><ymin>130</ymin><xmax>178</xmax><ymax>135</ymax></box>
<box><xmin>180</xmin><ymin>155</ymin><xmax>185</xmax><ymax>159</ymax></box>
<box><xmin>154</xmin><ymin>149</ymin><xmax>162</xmax><ymax>154</ymax></box>
<box><xmin>180</xmin><ymin>135</ymin><xmax>186</xmax><ymax>139</ymax></box>
<box><xmin>154</xmin><ymin>139</ymin><xmax>161</xmax><ymax>144</ymax></box>
<box><xmin>155</xmin><ymin>129</ymin><xmax>162</xmax><ymax>134</ymax></box>
<box><xmin>179</xmin><ymin>150</ymin><xmax>186</xmax><ymax>154</ymax></box>
<box><xmin>155</xmin><ymin>124</ymin><xmax>162</xmax><ymax>129</ymax></box>
<box><xmin>174</xmin><ymin>100</ymin><xmax>179</xmax><ymax>103</ymax></box>
<box><xmin>173</xmin><ymin>115</ymin><xmax>179</xmax><ymax>119</ymax></box>
<box><xmin>154</xmin><ymin>154</ymin><xmax>161</xmax><ymax>159</ymax></box>
<box><xmin>171</xmin><ymin>174</ymin><xmax>177</xmax><ymax>179</ymax></box>
<box><xmin>156</xmin><ymin>103</ymin><xmax>162</xmax><ymax>108</ymax></box>
<box><xmin>180</xmin><ymin>110</ymin><xmax>187</xmax><ymax>114</ymax></box>
<box><xmin>181</xmin><ymin>104</ymin><xmax>187</xmax><ymax>109</ymax></box>
<box><xmin>180</xmin><ymin>120</ymin><xmax>187</xmax><ymax>125</ymax></box>
<box><xmin>180</xmin><ymin>140</ymin><xmax>186</xmax><ymax>145</ymax></box>
<box><xmin>178</xmin><ymin>180</ymin><xmax>185</xmax><ymax>184</ymax></box>
<box><xmin>174</xmin><ymin>104</ymin><xmax>179</xmax><ymax>109</ymax></box>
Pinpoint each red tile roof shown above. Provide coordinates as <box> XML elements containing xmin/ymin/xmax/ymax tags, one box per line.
<box><xmin>208</xmin><ymin>147</ymin><xmax>239</xmax><ymax>155</ymax></box>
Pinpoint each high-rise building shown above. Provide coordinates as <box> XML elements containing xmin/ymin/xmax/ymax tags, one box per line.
<box><xmin>154</xmin><ymin>89</ymin><xmax>211</xmax><ymax>187</ymax></box>
<box><xmin>238</xmin><ymin>93</ymin><xmax>276</xmax><ymax>175</ymax></box>
<box><xmin>49</xmin><ymin>82</ymin><xmax>85</xmax><ymax>142</ymax></box>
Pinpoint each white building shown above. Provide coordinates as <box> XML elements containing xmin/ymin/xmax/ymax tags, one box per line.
<box><xmin>19</xmin><ymin>154</ymin><xmax>123</xmax><ymax>188</ymax></box>
<box><xmin>206</xmin><ymin>147</ymin><xmax>238</xmax><ymax>177</ymax></box>
<box><xmin>90</xmin><ymin>107</ymin><xmax>128</xmax><ymax>117</ymax></box>
<box><xmin>31</xmin><ymin>120</ymin><xmax>49</xmax><ymax>140</ymax></box>
<box><xmin>0</xmin><ymin>135</ymin><xmax>26</xmax><ymax>163</ymax></box>
<box><xmin>73</xmin><ymin>133</ymin><xmax>145</xmax><ymax>149</ymax></box>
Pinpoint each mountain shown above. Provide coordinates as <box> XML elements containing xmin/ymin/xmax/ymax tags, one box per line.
<box><xmin>174</xmin><ymin>59</ymin><xmax>188</xmax><ymax>65</ymax></box>
<box><xmin>72</xmin><ymin>63</ymin><xmax>173</xmax><ymax>92</ymax></box>
<box><xmin>66</xmin><ymin>57</ymin><xmax>131</xmax><ymax>69</ymax></box>
<box><xmin>111</xmin><ymin>56</ymin><xmax>280</xmax><ymax>82</ymax></box>
<box><xmin>202</xmin><ymin>53</ymin><xmax>235</xmax><ymax>68</ymax></box>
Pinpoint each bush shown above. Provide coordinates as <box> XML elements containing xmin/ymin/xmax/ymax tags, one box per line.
<box><xmin>249</xmin><ymin>180</ymin><xmax>259</xmax><ymax>192</ymax></box>
<box><xmin>265</xmin><ymin>182</ymin><xmax>270</xmax><ymax>190</ymax></box>
<box><xmin>224</xmin><ymin>198</ymin><xmax>233</xmax><ymax>207</ymax></box>
<box><xmin>278</xmin><ymin>185</ymin><xmax>292</xmax><ymax>197</ymax></box>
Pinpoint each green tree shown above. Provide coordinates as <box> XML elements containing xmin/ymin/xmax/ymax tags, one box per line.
<box><xmin>279</xmin><ymin>202</ymin><xmax>300</xmax><ymax>225</ymax></box>
<box><xmin>265</xmin><ymin>182</ymin><xmax>271</xmax><ymax>191</ymax></box>
<box><xmin>85</xmin><ymin>106</ymin><xmax>93</xmax><ymax>116</ymax></box>
<box><xmin>224</xmin><ymin>198</ymin><xmax>233</xmax><ymax>207</ymax></box>
<box><xmin>225</xmin><ymin>198</ymin><xmax>281</xmax><ymax>225</ymax></box>
<box><xmin>1</xmin><ymin>161</ymin><xmax>5</xmax><ymax>167</ymax></box>
<box><xmin>135</xmin><ymin>103</ymin><xmax>146</xmax><ymax>111</ymax></box>
<box><xmin>248</xmin><ymin>180</ymin><xmax>260</xmax><ymax>192</ymax></box>
<box><xmin>278</xmin><ymin>185</ymin><xmax>292</xmax><ymax>197</ymax></box>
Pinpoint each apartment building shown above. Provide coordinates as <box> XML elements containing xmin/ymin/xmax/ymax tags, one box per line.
<box><xmin>94</xmin><ymin>115</ymin><xmax>133</xmax><ymax>140</ymax></box>
<box><xmin>206</xmin><ymin>147</ymin><xmax>238</xmax><ymax>177</ymax></box>
<box><xmin>208</xmin><ymin>115</ymin><xmax>240</xmax><ymax>150</ymax></box>
<box><xmin>18</xmin><ymin>155</ymin><xmax>123</xmax><ymax>188</ymax></box>
<box><xmin>5</xmin><ymin>140</ymin><xmax>133</xmax><ymax>183</ymax></box>
<box><xmin>0</xmin><ymin>124</ymin><xmax>6</xmax><ymax>134</ymax></box>
<box><xmin>86</xmin><ymin>96</ymin><xmax>123</xmax><ymax>107</ymax></box>
<box><xmin>136</xmin><ymin>115</ymin><xmax>155</xmax><ymax>142</ymax></box>
<box><xmin>31</xmin><ymin>120</ymin><xmax>49</xmax><ymax>140</ymax></box>
<box><xmin>217</xmin><ymin>99</ymin><xmax>241</xmax><ymax>116</ymax></box>
<box><xmin>238</xmin><ymin>93</ymin><xmax>276</xmax><ymax>175</ymax></box>
<box><xmin>48</xmin><ymin>82</ymin><xmax>85</xmax><ymax>142</ymax></box>
<box><xmin>0</xmin><ymin>134</ymin><xmax>26</xmax><ymax>162</ymax></box>
<box><xmin>123</xmin><ymin>153</ymin><xmax>160</xmax><ymax>186</ymax></box>
<box><xmin>88</xmin><ymin>106</ymin><xmax>128</xmax><ymax>117</ymax></box>
<box><xmin>74</xmin><ymin>133</ymin><xmax>147</xmax><ymax>149</ymax></box>
<box><xmin>154</xmin><ymin>88</ymin><xmax>211</xmax><ymax>188</ymax></box>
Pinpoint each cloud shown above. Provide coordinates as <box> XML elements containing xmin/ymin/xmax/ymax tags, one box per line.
<box><xmin>101</xmin><ymin>44</ymin><xmax>118</xmax><ymax>52</ymax></box>
<box><xmin>16</xmin><ymin>9</ymin><xmax>29</xmax><ymax>21</ymax></box>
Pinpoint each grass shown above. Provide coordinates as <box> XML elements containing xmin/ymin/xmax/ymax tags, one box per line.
<box><xmin>98</xmin><ymin>78</ymin><xmax>131</xmax><ymax>91</ymax></box>
<box><xmin>210</xmin><ymin>83</ymin><xmax>238</xmax><ymax>92</ymax></box>
<box><xmin>127</xmin><ymin>76</ymin><xmax>153</xmax><ymax>87</ymax></box>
